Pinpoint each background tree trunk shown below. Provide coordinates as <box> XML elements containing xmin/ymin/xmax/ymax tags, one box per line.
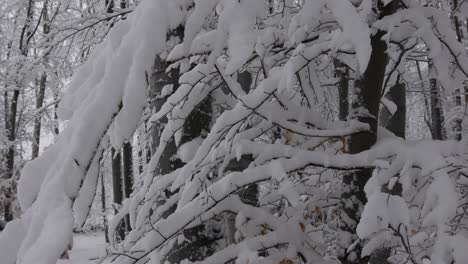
<box><xmin>31</xmin><ymin>2</ymin><xmax>51</xmax><ymax>159</ymax></box>
<box><xmin>32</xmin><ymin>74</ymin><xmax>47</xmax><ymax>159</ymax></box>
<box><xmin>100</xmin><ymin>171</ymin><xmax>109</xmax><ymax>243</ymax></box>
<box><xmin>122</xmin><ymin>142</ymin><xmax>133</xmax><ymax>232</ymax></box>
<box><xmin>451</xmin><ymin>0</ymin><xmax>465</xmax><ymax>140</ymax></box>
<box><xmin>111</xmin><ymin>147</ymin><xmax>125</xmax><ymax>241</ymax></box>
<box><xmin>415</xmin><ymin>61</ymin><xmax>433</xmax><ymax>136</ymax></box>
<box><xmin>429</xmin><ymin>62</ymin><xmax>445</xmax><ymax>140</ymax></box>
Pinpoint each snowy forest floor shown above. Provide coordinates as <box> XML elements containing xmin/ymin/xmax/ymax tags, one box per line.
<box><xmin>56</xmin><ymin>232</ymin><xmax>106</xmax><ymax>264</ymax></box>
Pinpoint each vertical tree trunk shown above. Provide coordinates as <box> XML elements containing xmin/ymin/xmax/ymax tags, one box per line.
<box><xmin>380</xmin><ymin>77</ymin><xmax>406</xmax><ymax>138</ymax></box>
<box><xmin>429</xmin><ymin>62</ymin><xmax>445</xmax><ymax>140</ymax></box>
<box><xmin>451</xmin><ymin>0</ymin><xmax>463</xmax><ymax>140</ymax></box>
<box><xmin>416</xmin><ymin>61</ymin><xmax>433</xmax><ymax>136</ymax></box>
<box><xmin>53</xmin><ymin>92</ymin><xmax>59</xmax><ymax>135</ymax></box>
<box><xmin>122</xmin><ymin>142</ymin><xmax>133</xmax><ymax>232</ymax></box>
<box><xmin>111</xmin><ymin>147</ymin><xmax>125</xmax><ymax>241</ymax></box>
<box><xmin>2</xmin><ymin>91</ymin><xmax>9</xmax><ymax>175</ymax></box>
<box><xmin>100</xmin><ymin>171</ymin><xmax>109</xmax><ymax>243</ymax></box>
<box><xmin>6</xmin><ymin>89</ymin><xmax>19</xmax><ymax>182</ymax></box>
<box><xmin>4</xmin><ymin>88</ymin><xmax>20</xmax><ymax>221</ymax></box>
<box><xmin>32</xmin><ymin>4</ymin><xmax>51</xmax><ymax>159</ymax></box>
<box><xmin>340</xmin><ymin>3</ymin><xmax>397</xmax><ymax>263</ymax></box>
<box><xmin>451</xmin><ymin>0</ymin><xmax>466</xmax><ymax>140</ymax></box>
<box><xmin>372</xmin><ymin>78</ymin><xmax>406</xmax><ymax>264</ymax></box>
<box><xmin>149</xmin><ymin>26</ymin><xmax>216</xmax><ymax>263</ymax></box>
<box><xmin>335</xmin><ymin>59</ymin><xmax>349</xmax><ymax>121</ymax></box>
<box><xmin>136</xmin><ymin>134</ymin><xmax>144</xmax><ymax>174</ymax></box>
<box><xmin>2</xmin><ymin>42</ymin><xmax>12</xmax><ymax>222</ymax></box>
<box><xmin>31</xmin><ymin>74</ymin><xmax>47</xmax><ymax>159</ymax></box>
<box><xmin>150</xmin><ymin>54</ymin><xmax>180</xmax><ymax>176</ymax></box>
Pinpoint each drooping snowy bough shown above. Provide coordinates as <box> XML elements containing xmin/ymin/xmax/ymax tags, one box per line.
<box><xmin>2</xmin><ymin>0</ymin><xmax>468</xmax><ymax>264</ymax></box>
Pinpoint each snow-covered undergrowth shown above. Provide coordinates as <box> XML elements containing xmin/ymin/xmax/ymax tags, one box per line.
<box><xmin>57</xmin><ymin>232</ymin><xmax>106</xmax><ymax>264</ymax></box>
<box><xmin>1</xmin><ymin>0</ymin><xmax>468</xmax><ymax>264</ymax></box>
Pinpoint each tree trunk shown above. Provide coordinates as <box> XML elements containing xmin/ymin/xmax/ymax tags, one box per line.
<box><xmin>32</xmin><ymin>4</ymin><xmax>51</xmax><ymax>159</ymax></box>
<box><xmin>150</xmin><ymin>54</ymin><xmax>180</xmax><ymax>176</ymax></box>
<box><xmin>100</xmin><ymin>171</ymin><xmax>109</xmax><ymax>243</ymax></box>
<box><xmin>380</xmin><ymin>77</ymin><xmax>406</xmax><ymax>138</ymax></box>
<box><xmin>4</xmin><ymin>88</ymin><xmax>20</xmax><ymax>221</ymax></box>
<box><xmin>1</xmin><ymin>42</ymin><xmax>12</xmax><ymax>221</ymax></box>
<box><xmin>32</xmin><ymin>74</ymin><xmax>47</xmax><ymax>159</ymax></box>
<box><xmin>164</xmin><ymin>88</ymin><xmax>213</xmax><ymax>264</ymax></box>
<box><xmin>6</xmin><ymin>90</ymin><xmax>19</xmax><ymax>182</ymax></box>
<box><xmin>429</xmin><ymin>62</ymin><xmax>445</xmax><ymax>140</ymax></box>
<box><xmin>340</xmin><ymin>3</ymin><xmax>397</xmax><ymax>262</ymax></box>
<box><xmin>335</xmin><ymin>59</ymin><xmax>349</xmax><ymax>121</ymax></box>
<box><xmin>415</xmin><ymin>61</ymin><xmax>433</xmax><ymax>136</ymax></box>
<box><xmin>373</xmin><ymin>76</ymin><xmax>406</xmax><ymax>264</ymax></box>
<box><xmin>451</xmin><ymin>0</ymin><xmax>463</xmax><ymax>140</ymax></box>
<box><xmin>111</xmin><ymin>147</ymin><xmax>125</xmax><ymax>241</ymax></box>
<box><xmin>53</xmin><ymin>92</ymin><xmax>59</xmax><ymax>135</ymax></box>
<box><xmin>122</xmin><ymin>142</ymin><xmax>133</xmax><ymax>232</ymax></box>
<box><xmin>148</xmin><ymin>26</ymin><xmax>216</xmax><ymax>263</ymax></box>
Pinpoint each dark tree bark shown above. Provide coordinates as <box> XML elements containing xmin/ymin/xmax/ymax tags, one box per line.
<box><xmin>164</xmin><ymin>91</ymin><xmax>213</xmax><ymax>264</ymax></box>
<box><xmin>429</xmin><ymin>62</ymin><xmax>445</xmax><ymax>140</ymax></box>
<box><xmin>335</xmin><ymin>59</ymin><xmax>349</xmax><ymax>121</ymax></box>
<box><xmin>148</xmin><ymin>26</ymin><xmax>217</xmax><ymax>263</ymax></box>
<box><xmin>31</xmin><ymin>3</ymin><xmax>51</xmax><ymax>159</ymax></box>
<box><xmin>340</xmin><ymin>2</ymin><xmax>398</xmax><ymax>263</ymax></box>
<box><xmin>122</xmin><ymin>142</ymin><xmax>133</xmax><ymax>232</ymax></box>
<box><xmin>100</xmin><ymin>171</ymin><xmax>109</xmax><ymax>243</ymax></box>
<box><xmin>373</xmin><ymin>77</ymin><xmax>406</xmax><ymax>264</ymax></box>
<box><xmin>380</xmin><ymin>78</ymin><xmax>406</xmax><ymax>138</ymax></box>
<box><xmin>122</xmin><ymin>142</ymin><xmax>133</xmax><ymax>199</ymax></box>
<box><xmin>415</xmin><ymin>61</ymin><xmax>433</xmax><ymax>136</ymax></box>
<box><xmin>149</xmin><ymin>54</ymin><xmax>180</xmax><ymax>176</ymax></box>
<box><xmin>32</xmin><ymin>74</ymin><xmax>47</xmax><ymax>159</ymax></box>
<box><xmin>111</xmin><ymin>147</ymin><xmax>125</xmax><ymax>241</ymax></box>
<box><xmin>451</xmin><ymin>0</ymin><xmax>464</xmax><ymax>140</ymax></box>
<box><xmin>53</xmin><ymin>92</ymin><xmax>59</xmax><ymax>135</ymax></box>
<box><xmin>137</xmin><ymin>134</ymin><xmax>144</xmax><ymax>174</ymax></box>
